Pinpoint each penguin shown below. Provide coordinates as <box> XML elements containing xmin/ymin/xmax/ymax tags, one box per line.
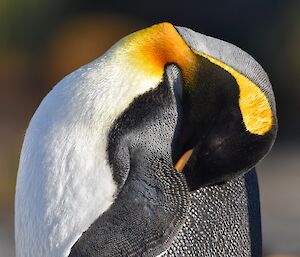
<box><xmin>15</xmin><ymin>22</ymin><xmax>277</xmax><ymax>257</ymax></box>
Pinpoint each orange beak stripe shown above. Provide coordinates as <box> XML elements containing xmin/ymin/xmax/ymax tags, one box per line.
<box><xmin>175</xmin><ymin>149</ymin><xmax>193</xmax><ymax>173</ymax></box>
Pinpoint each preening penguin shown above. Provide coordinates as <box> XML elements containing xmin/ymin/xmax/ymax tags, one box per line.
<box><xmin>15</xmin><ymin>22</ymin><xmax>277</xmax><ymax>257</ymax></box>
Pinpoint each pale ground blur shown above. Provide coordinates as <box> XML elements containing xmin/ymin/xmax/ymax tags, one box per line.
<box><xmin>0</xmin><ymin>0</ymin><xmax>300</xmax><ymax>256</ymax></box>
<box><xmin>257</xmin><ymin>146</ymin><xmax>300</xmax><ymax>256</ymax></box>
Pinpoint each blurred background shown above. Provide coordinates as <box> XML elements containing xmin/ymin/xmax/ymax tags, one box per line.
<box><xmin>0</xmin><ymin>0</ymin><xmax>299</xmax><ymax>256</ymax></box>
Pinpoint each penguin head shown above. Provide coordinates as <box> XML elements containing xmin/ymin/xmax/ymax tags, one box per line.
<box><xmin>106</xmin><ymin>22</ymin><xmax>277</xmax><ymax>189</ymax></box>
<box><xmin>15</xmin><ymin>22</ymin><xmax>277</xmax><ymax>257</ymax></box>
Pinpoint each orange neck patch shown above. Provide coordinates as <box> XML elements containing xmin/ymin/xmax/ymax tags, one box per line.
<box><xmin>121</xmin><ymin>22</ymin><xmax>197</xmax><ymax>82</ymax></box>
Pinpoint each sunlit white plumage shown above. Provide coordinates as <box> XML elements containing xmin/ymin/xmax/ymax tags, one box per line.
<box><xmin>15</xmin><ymin>39</ymin><xmax>161</xmax><ymax>257</ymax></box>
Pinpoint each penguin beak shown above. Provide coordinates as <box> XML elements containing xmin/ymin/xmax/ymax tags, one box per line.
<box><xmin>175</xmin><ymin>149</ymin><xmax>193</xmax><ymax>172</ymax></box>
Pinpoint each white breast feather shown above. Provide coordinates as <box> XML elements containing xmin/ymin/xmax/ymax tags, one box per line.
<box><xmin>15</xmin><ymin>41</ymin><xmax>160</xmax><ymax>257</ymax></box>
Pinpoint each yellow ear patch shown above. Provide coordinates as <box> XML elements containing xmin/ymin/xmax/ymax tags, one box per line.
<box><xmin>121</xmin><ymin>22</ymin><xmax>197</xmax><ymax>82</ymax></box>
<box><xmin>197</xmin><ymin>52</ymin><xmax>273</xmax><ymax>136</ymax></box>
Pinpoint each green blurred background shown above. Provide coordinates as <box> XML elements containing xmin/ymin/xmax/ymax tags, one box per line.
<box><xmin>0</xmin><ymin>0</ymin><xmax>299</xmax><ymax>256</ymax></box>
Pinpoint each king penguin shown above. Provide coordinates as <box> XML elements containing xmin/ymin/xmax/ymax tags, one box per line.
<box><xmin>15</xmin><ymin>22</ymin><xmax>277</xmax><ymax>257</ymax></box>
